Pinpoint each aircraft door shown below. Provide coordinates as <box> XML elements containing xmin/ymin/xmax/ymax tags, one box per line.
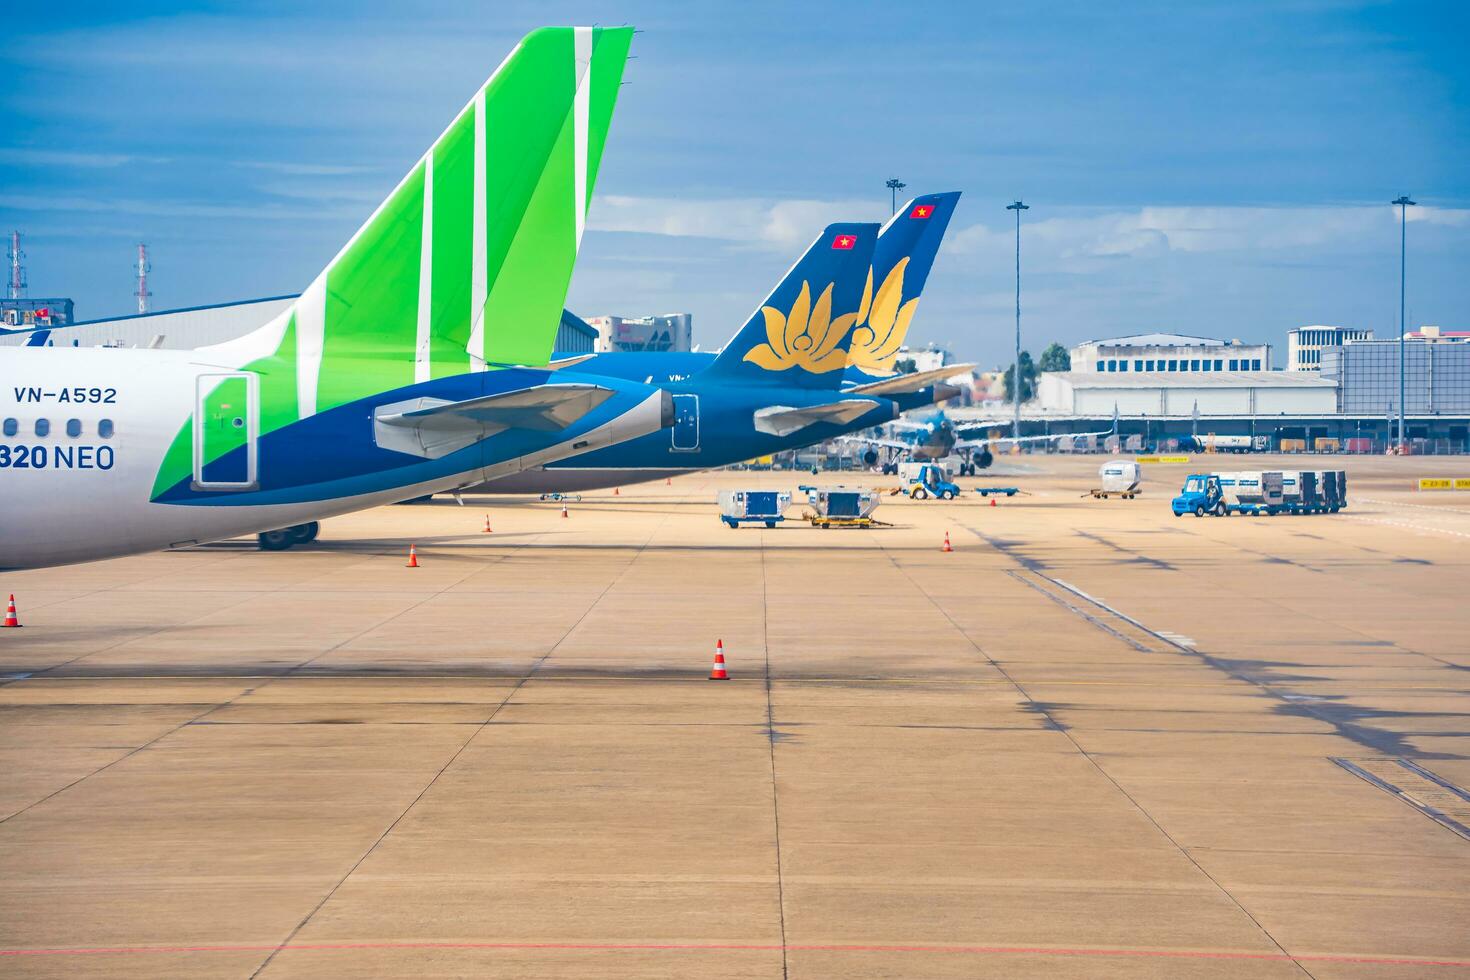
<box><xmin>671</xmin><ymin>394</ymin><xmax>700</xmax><ymax>452</ymax></box>
<box><xmin>193</xmin><ymin>373</ymin><xmax>258</xmax><ymax>489</ymax></box>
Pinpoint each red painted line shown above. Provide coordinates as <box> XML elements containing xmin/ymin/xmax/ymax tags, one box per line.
<box><xmin>0</xmin><ymin>940</ymin><xmax>1466</xmax><ymax>967</ymax></box>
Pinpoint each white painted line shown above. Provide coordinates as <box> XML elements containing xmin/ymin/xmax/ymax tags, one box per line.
<box><xmin>1347</xmin><ymin>516</ymin><xmax>1470</xmax><ymax>540</ymax></box>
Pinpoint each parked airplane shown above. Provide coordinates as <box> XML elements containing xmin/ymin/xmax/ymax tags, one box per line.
<box><xmin>0</xmin><ymin>27</ymin><xmax>675</xmax><ymax>569</ymax></box>
<box><xmin>472</xmin><ymin>192</ymin><xmax>968</xmax><ymax>493</ymax></box>
<box><xmin>846</xmin><ymin>409</ymin><xmax>1112</xmax><ymax>473</ymax></box>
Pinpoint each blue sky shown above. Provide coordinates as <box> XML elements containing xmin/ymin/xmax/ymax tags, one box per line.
<box><xmin>3</xmin><ymin>0</ymin><xmax>1466</xmax><ymax>364</ymax></box>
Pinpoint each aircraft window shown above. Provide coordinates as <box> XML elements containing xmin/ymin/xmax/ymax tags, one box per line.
<box><xmin>66</xmin><ymin>418</ymin><xmax>82</xmax><ymax>437</ymax></box>
<box><xmin>2</xmin><ymin>418</ymin><xmax>15</xmax><ymax>436</ymax></box>
<box><xmin>35</xmin><ymin>418</ymin><xmax>50</xmax><ymax>437</ymax></box>
<box><xmin>98</xmin><ymin>419</ymin><xmax>115</xmax><ymax>439</ymax></box>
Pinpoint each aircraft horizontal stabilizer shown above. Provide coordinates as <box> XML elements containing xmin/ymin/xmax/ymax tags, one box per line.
<box><xmin>847</xmin><ymin>364</ymin><xmax>975</xmax><ymax>397</ymax></box>
<box><xmin>547</xmin><ymin>354</ymin><xmax>598</xmax><ymax>370</ymax></box>
<box><xmin>754</xmin><ymin>399</ymin><xmax>883</xmax><ymax>437</ymax></box>
<box><xmin>374</xmin><ymin>384</ymin><xmax>618</xmax><ymax>459</ymax></box>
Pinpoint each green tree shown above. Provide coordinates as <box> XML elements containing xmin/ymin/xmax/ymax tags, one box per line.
<box><xmin>1003</xmin><ymin>350</ymin><xmax>1038</xmax><ymax>401</ymax></box>
<box><xmin>1038</xmin><ymin>342</ymin><xmax>1071</xmax><ymax>372</ymax></box>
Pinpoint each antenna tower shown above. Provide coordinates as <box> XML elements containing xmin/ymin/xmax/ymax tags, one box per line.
<box><xmin>134</xmin><ymin>243</ymin><xmax>151</xmax><ymax>313</ymax></box>
<box><xmin>7</xmin><ymin>231</ymin><xmax>25</xmax><ymax>300</ymax></box>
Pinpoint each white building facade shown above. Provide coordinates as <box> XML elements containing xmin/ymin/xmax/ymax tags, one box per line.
<box><xmin>1069</xmin><ymin>333</ymin><xmax>1270</xmax><ymax>375</ymax></box>
<box><xmin>584</xmin><ymin>313</ymin><xmax>693</xmax><ymax>353</ymax></box>
<box><xmin>1287</xmin><ymin>325</ymin><xmax>1374</xmax><ymax>371</ymax></box>
<box><xmin>1036</xmin><ymin>371</ymin><xmax>1337</xmax><ymax>417</ymax></box>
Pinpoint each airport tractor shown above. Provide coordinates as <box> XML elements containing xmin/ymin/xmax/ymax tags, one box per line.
<box><xmin>904</xmin><ymin>463</ymin><xmax>961</xmax><ymax>500</ymax></box>
<box><xmin>1171</xmin><ymin>474</ymin><xmax>1230</xmax><ymax>517</ymax></box>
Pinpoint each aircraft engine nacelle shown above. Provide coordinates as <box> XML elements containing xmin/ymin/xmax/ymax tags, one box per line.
<box><xmin>862</xmin><ymin>449</ymin><xmax>879</xmax><ymax>468</ymax></box>
<box><xmin>974</xmin><ymin>448</ymin><xmax>994</xmax><ymax>469</ymax></box>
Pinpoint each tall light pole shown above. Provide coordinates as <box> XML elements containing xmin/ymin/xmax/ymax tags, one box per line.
<box><xmin>886</xmin><ymin>178</ymin><xmax>906</xmax><ymax>216</ymax></box>
<box><xmin>1007</xmin><ymin>200</ymin><xmax>1029</xmax><ymax>441</ymax></box>
<box><xmin>1391</xmin><ymin>195</ymin><xmax>1416</xmax><ymax>450</ymax></box>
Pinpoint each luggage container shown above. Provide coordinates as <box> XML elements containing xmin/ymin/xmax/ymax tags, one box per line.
<box><xmin>798</xmin><ymin>485</ymin><xmax>885</xmax><ymax>528</ymax></box>
<box><xmin>1089</xmin><ymin>459</ymin><xmax>1141</xmax><ymax>498</ymax></box>
<box><xmin>1320</xmin><ymin>470</ymin><xmax>1347</xmax><ymax>512</ymax></box>
<box><xmin>1281</xmin><ymin>470</ymin><xmax>1317</xmax><ymax>512</ymax></box>
<box><xmin>1217</xmin><ymin>471</ymin><xmax>1284</xmax><ymax>515</ymax></box>
<box><xmin>717</xmin><ymin>489</ymin><xmax>792</xmax><ymax>528</ymax></box>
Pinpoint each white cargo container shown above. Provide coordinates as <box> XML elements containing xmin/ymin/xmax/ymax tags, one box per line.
<box><xmin>1217</xmin><ymin>471</ymin><xmax>1284</xmax><ymax>513</ymax></box>
<box><xmin>1099</xmin><ymin>460</ymin><xmax>1142</xmax><ymax>494</ymax></box>
<box><xmin>800</xmin><ymin>485</ymin><xmax>884</xmax><ymax>526</ymax></box>
<box><xmin>717</xmin><ymin>489</ymin><xmax>791</xmax><ymax>528</ymax></box>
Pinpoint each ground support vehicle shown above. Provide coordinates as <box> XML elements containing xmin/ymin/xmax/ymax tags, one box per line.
<box><xmin>717</xmin><ymin>490</ymin><xmax>792</xmax><ymax>528</ymax></box>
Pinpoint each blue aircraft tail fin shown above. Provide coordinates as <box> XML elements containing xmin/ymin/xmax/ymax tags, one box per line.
<box><xmin>704</xmin><ymin>222</ymin><xmax>879</xmax><ymax>387</ymax></box>
<box><xmin>848</xmin><ymin>191</ymin><xmax>961</xmax><ymax>375</ymax></box>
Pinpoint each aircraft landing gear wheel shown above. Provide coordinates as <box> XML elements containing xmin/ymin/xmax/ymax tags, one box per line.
<box><xmin>1193</xmin><ymin>504</ymin><xmax>1206</xmax><ymax>517</ymax></box>
<box><xmin>258</xmin><ymin>528</ymin><xmax>294</xmax><ymax>551</ymax></box>
<box><xmin>287</xmin><ymin>521</ymin><xmax>319</xmax><ymax>544</ymax></box>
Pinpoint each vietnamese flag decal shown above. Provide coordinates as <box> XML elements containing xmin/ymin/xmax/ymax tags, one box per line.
<box><xmin>910</xmin><ymin>204</ymin><xmax>934</xmax><ymax>219</ymax></box>
<box><xmin>832</xmin><ymin>234</ymin><xmax>857</xmax><ymax>250</ymax></box>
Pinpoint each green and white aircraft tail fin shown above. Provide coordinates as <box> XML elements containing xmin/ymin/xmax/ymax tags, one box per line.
<box><xmin>224</xmin><ymin>26</ymin><xmax>634</xmax><ymax>417</ymax></box>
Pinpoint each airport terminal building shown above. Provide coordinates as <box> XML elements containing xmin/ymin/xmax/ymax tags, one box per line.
<box><xmin>1003</xmin><ymin>329</ymin><xmax>1470</xmax><ymax>453</ymax></box>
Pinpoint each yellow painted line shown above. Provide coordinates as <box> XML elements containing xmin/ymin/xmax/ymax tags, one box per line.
<box><xmin>1136</xmin><ymin>455</ymin><xmax>1190</xmax><ymax>464</ymax></box>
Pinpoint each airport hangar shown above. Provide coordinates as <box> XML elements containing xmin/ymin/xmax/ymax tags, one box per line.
<box><xmin>948</xmin><ymin>342</ymin><xmax>1470</xmax><ymax>453</ymax></box>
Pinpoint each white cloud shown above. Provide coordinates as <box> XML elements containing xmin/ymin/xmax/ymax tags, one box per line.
<box><xmin>0</xmin><ymin>148</ymin><xmax>168</xmax><ymax>168</ymax></box>
<box><xmin>590</xmin><ymin>196</ymin><xmax>1470</xmax><ymax>263</ymax></box>
<box><xmin>590</xmin><ymin>195</ymin><xmax>885</xmax><ymax>248</ymax></box>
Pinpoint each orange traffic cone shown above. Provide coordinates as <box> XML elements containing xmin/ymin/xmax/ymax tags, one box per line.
<box><xmin>482</xmin><ymin>514</ymin><xmax>493</xmax><ymax>533</ymax></box>
<box><xmin>709</xmin><ymin>640</ymin><xmax>728</xmax><ymax>680</ymax></box>
<box><xmin>2</xmin><ymin>594</ymin><xmax>19</xmax><ymax>628</ymax></box>
<box><xmin>941</xmin><ymin>532</ymin><xmax>953</xmax><ymax>553</ymax></box>
<box><xmin>406</xmin><ymin>544</ymin><xmax>420</xmax><ymax>568</ymax></box>
<box><xmin>990</xmin><ymin>497</ymin><xmax>997</xmax><ymax>507</ymax></box>
<box><xmin>561</xmin><ymin>504</ymin><xmax>569</xmax><ymax>518</ymax></box>
<box><xmin>613</xmin><ymin>487</ymin><xmax>620</xmax><ymax>496</ymax></box>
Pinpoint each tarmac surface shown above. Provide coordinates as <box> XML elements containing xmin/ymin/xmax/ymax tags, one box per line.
<box><xmin>2</xmin><ymin>454</ymin><xmax>1468</xmax><ymax>979</ymax></box>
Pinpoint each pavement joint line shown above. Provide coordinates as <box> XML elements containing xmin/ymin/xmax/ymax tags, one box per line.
<box><xmin>2</xmin><ymin>940</ymin><xmax>1468</xmax><ymax>967</ymax></box>
<box><xmin>0</xmin><ymin>560</ymin><xmax>317</xmax><ymax>688</ymax></box>
<box><xmin>758</xmin><ymin>533</ymin><xmax>790</xmax><ymax>980</ymax></box>
<box><xmin>1068</xmin><ymin>518</ymin><xmax>1464</xmax><ymax>673</ymax></box>
<box><xmin>1014</xmin><ymin>565</ymin><xmax>1440</xmax><ymax>759</ymax></box>
<box><xmin>247</xmin><ymin>507</ymin><xmax>674</xmax><ymax>980</ymax></box>
<box><xmin>942</xmin><ymin>524</ymin><xmax>1319</xmax><ymax>978</ymax></box>
<box><xmin>0</xmin><ymin>532</ymin><xmax>533</xmax><ymax>825</ymax></box>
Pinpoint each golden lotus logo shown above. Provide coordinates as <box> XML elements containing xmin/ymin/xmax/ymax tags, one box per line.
<box><xmin>742</xmin><ymin>280</ymin><xmax>858</xmax><ymax>373</ymax></box>
<box><xmin>848</xmin><ymin>257</ymin><xmax>919</xmax><ymax>373</ymax></box>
